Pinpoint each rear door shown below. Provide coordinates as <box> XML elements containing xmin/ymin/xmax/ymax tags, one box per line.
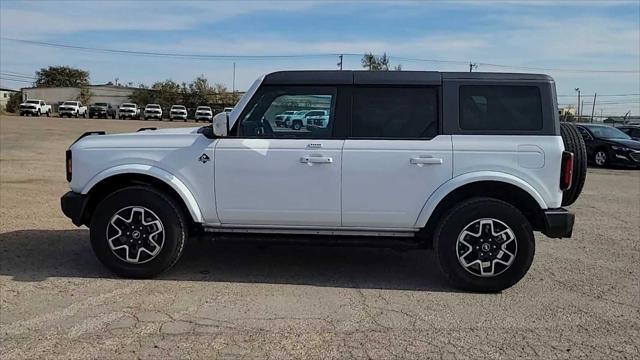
<box><xmin>341</xmin><ymin>85</ymin><xmax>453</xmax><ymax>228</ymax></box>
<box><xmin>215</xmin><ymin>86</ymin><xmax>345</xmax><ymax>226</ymax></box>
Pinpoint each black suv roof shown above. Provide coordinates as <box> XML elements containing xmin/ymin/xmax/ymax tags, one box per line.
<box><xmin>263</xmin><ymin>70</ymin><xmax>553</xmax><ymax>86</ymax></box>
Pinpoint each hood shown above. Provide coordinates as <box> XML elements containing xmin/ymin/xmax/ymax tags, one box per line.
<box><xmin>604</xmin><ymin>138</ymin><xmax>640</xmax><ymax>150</ymax></box>
<box><xmin>71</xmin><ymin>127</ymin><xmax>202</xmax><ymax>150</ymax></box>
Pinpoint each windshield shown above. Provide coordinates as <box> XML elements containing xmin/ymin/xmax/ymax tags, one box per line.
<box><xmin>26</xmin><ymin>100</ymin><xmax>39</xmax><ymax>104</ymax></box>
<box><xmin>94</xmin><ymin>103</ymin><xmax>108</xmax><ymax>106</ymax></box>
<box><xmin>146</xmin><ymin>105</ymin><xmax>160</xmax><ymax>108</ymax></box>
<box><xmin>172</xmin><ymin>106</ymin><xmax>185</xmax><ymax>110</ymax></box>
<box><xmin>63</xmin><ymin>101</ymin><xmax>77</xmax><ymax>105</ymax></box>
<box><xmin>586</xmin><ymin>126</ymin><xmax>631</xmax><ymax>139</ymax></box>
<box><xmin>121</xmin><ymin>104</ymin><xmax>135</xmax><ymax>108</ymax></box>
<box><xmin>197</xmin><ymin>107</ymin><xmax>210</xmax><ymax>111</ymax></box>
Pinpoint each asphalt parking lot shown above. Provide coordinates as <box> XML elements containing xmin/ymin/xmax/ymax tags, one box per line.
<box><xmin>0</xmin><ymin>114</ymin><xmax>638</xmax><ymax>359</ymax></box>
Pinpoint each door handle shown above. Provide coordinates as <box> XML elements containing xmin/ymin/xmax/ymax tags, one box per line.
<box><xmin>410</xmin><ymin>156</ymin><xmax>443</xmax><ymax>166</ymax></box>
<box><xmin>300</xmin><ymin>155</ymin><xmax>333</xmax><ymax>164</ymax></box>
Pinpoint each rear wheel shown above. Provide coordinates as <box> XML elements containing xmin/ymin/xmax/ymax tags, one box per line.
<box><xmin>434</xmin><ymin>197</ymin><xmax>535</xmax><ymax>293</ymax></box>
<box><xmin>560</xmin><ymin>122</ymin><xmax>587</xmax><ymax>206</ymax></box>
<box><xmin>292</xmin><ymin>121</ymin><xmax>302</xmax><ymax>130</ymax></box>
<box><xmin>594</xmin><ymin>149</ymin><xmax>608</xmax><ymax>167</ymax></box>
<box><xmin>90</xmin><ymin>186</ymin><xmax>188</xmax><ymax>278</ymax></box>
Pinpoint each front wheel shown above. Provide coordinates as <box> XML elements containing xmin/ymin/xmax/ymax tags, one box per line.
<box><xmin>37</xmin><ymin>109</ymin><xmax>41</xmax><ymax>117</ymax></box>
<box><xmin>434</xmin><ymin>197</ymin><xmax>535</xmax><ymax>293</ymax></box>
<box><xmin>90</xmin><ymin>186</ymin><xmax>188</xmax><ymax>278</ymax></box>
<box><xmin>292</xmin><ymin>121</ymin><xmax>302</xmax><ymax>130</ymax></box>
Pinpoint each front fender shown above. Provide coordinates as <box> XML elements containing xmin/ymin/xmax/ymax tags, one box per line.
<box><xmin>414</xmin><ymin>171</ymin><xmax>547</xmax><ymax>228</ymax></box>
<box><xmin>81</xmin><ymin>164</ymin><xmax>204</xmax><ymax>223</ymax></box>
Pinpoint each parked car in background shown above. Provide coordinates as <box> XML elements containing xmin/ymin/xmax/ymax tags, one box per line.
<box><xmin>118</xmin><ymin>103</ymin><xmax>140</xmax><ymax>119</ymax></box>
<box><xmin>89</xmin><ymin>103</ymin><xmax>116</xmax><ymax>119</ymax></box>
<box><xmin>169</xmin><ymin>105</ymin><xmax>188</xmax><ymax>121</ymax></box>
<box><xmin>576</xmin><ymin>123</ymin><xmax>640</xmax><ymax>167</ymax></box>
<box><xmin>288</xmin><ymin>110</ymin><xmax>328</xmax><ymax>130</ymax></box>
<box><xmin>305</xmin><ymin>110</ymin><xmax>330</xmax><ymax>130</ymax></box>
<box><xmin>274</xmin><ymin>110</ymin><xmax>296</xmax><ymax>127</ymax></box>
<box><xmin>617</xmin><ymin>125</ymin><xmax>640</xmax><ymax>141</ymax></box>
<box><xmin>223</xmin><ymin>107</ymin><xmax>233</xmax><ymax>113</ymax></box>
<box><xmin>143</xmin><ymin>104</ymin><xmax>163</xmax><ymax>120</ymax></box>
<box><xmin>59</xmin><ymin>101</ymin><xmax>87</xmax><ymax>118</ymax></box>
<box><xmin>19</xmin><ymin>99</ymin><xmax>51</xmax><ymax>117</ymax></box>
<box><xmin>194</xmin><ymin>106</ymin><xmax>213</xmax><ymax>122</ymax></box>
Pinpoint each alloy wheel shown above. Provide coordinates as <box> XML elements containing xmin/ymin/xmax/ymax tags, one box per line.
<box><xmin>456</xmin><ymin>218</ymin><xmax>517</xmax><ymax>277</ymax></box>
<box><xmin>106</xmin><ymin>206</ymin><xmax>165</xmax><ymax>264</ymax></box>
<box><xmin>595</xmin><ymin>151</ymin><xmax>607</xmax><ymax>166</ymax></box>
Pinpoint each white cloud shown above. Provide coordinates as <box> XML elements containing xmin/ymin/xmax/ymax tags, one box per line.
<box><xmin>0</xmin><ymin>1</ymin><xmax>317</xmax><ymax>38</ymax></box>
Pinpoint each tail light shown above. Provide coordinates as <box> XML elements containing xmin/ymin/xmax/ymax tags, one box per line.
<box><xmin>560</xmin><ymin>151</ymin><xmax>574</xmax><ymax>190</ymax></box>
<box><xmin>66</xmin><ymin>150</ymin><xmax>72</xmax><ymax>182</ymax></box>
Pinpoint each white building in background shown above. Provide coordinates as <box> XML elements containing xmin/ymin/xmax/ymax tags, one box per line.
<box><xmin>0</xmin><ymin>88</ymin><xmax>19</xmax><ymax>110</ymax></box>
<box><xmin>21</xmin><ymin>84</ymin><xmax>142</xmax><ymax>110</ymax></box>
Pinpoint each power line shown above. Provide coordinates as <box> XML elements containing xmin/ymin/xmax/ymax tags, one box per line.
<box><xmin>557</xmin><ymin>94</ymin><xmax>639</xmax><ymax>97</ymax></box>
<box><xmin>0</xmin><ymin>37</ymin><xmax>338</xmax><ymax>60</ymax></box>
<box><xmin>3</xmin><ymin>37</ymin><xmax>639</xmax><ymax>73</ymax></box>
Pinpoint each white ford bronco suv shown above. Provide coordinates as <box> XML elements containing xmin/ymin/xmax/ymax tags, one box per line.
<box><xmin>61</xmin><ymin>71</ymin><xmax>586</xmax><ymax>292</ymax></box>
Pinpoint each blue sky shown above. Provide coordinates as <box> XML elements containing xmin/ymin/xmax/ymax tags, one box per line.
<box><xmin>1</xmin><ymin>0</ymin><xmax>639</xmax><ymax>115</ymax></box>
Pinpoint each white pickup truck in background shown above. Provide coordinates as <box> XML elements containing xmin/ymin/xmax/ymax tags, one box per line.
<box><xmin>19</xmin><ymin>99</ymin><xmax>52</xmax><ymax>117</ymax></box>
<box><xmin>59</xmin><ymin>101</ymin><xmax>88</xmax><ymax>118</ymax></box>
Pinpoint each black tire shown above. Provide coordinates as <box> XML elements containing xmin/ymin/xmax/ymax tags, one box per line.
<box><xmin>46</xmin><ymin>110</ymin><xmax>51</xmax><ymax>117</ymax></box>
<box><xmin>37</xmin><ymin>110</ymin><xmax>41</xmax><ymax>117</ymax></box>
<box><xmin>560</xmin><ymin>122</ymin><xmax>587</xmax><ymax>206</ymax></box>
<box><xmin>434</xmin><ymin>197</ymin><xmax>535</xmax><ymax>293</ymax></box>
<box><xmin>292</xmin><ymin>121</ymin><xmax>302</xmax><ymax>130</ymax></box>
<box><xmin>90</xmin><ymin>186</ymin><xmax>188</xmax><ymax>278</ymax></box>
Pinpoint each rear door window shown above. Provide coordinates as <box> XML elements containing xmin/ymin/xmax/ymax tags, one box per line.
<box><xmin>459</xmin><ymin>85</ymin><xmax>543</xmax><ymax>131</ymax></box>
<box><xmin>350</xmin><ymin>87</ymin><xmax>438</xmax><ymax>139</ymax></box>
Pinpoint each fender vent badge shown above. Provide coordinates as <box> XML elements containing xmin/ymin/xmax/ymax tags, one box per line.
<box><xmin>198</xmin><ymin>154</ymin><xmax>210</xmax><ymax>163</ymax></box>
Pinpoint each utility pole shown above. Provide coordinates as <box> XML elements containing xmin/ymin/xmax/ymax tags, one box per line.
<box><xmin>574</xmin><ymin>88</ymin><xmax>581</xmax><ymax>119</ymax></box>
<box><xmin>469</xmin><ymin>62</ymin><xmax>478</xmax><ymax>72</ymax></box>
<box><xmin>232</xmin><ymin>62</ymin><xmax>236</xmax><ymax>94</ymax></box>
<box><xmin>581</xmin><ymin>100</ymin><xmax>584</xmax><ymax>120</ymax></box>
<box><xmin>337</xmin><ymin>54</ymin><xmax>343</xmax><ymax>70</ymax></box>
<box><xmin>590</xmin><ymin>93</ymin><xmax>597</xmax><ymax>123</ymax></box>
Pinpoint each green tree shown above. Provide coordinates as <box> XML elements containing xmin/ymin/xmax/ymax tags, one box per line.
<box><xmin>128</xmin><ymin>84</ymin><xmax>156</xmax><ymax>106</ymax></box>
<box><xmin>361</xmin><ymin>52</ymin><xmax>402</xmax><ymax>71</ymax></box>
<box><xmin>4</xmin><ymin>92</ymin><xmax>22</xmax><ymax>113</ymax></box>
<box><xmin>76</xmin><ymin>87</ymin><xmax>93</xmax><ymax>104</ymax></box>
<box><xmin>151</xmin><ymin>80</ymin><xmax>182</xmax><ymax>109</ymax></box>
<box><xmin>180</xmin><ymin>76</ymin><xmax>213</xmax><ymax>110</ymax></box>
<box><xmin>35</xmin><ymin>66</ymin><xmax>90</xmax><ymax>87</ymax></box>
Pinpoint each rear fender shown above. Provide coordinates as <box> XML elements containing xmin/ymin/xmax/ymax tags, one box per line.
<box><xmin>414</xmin><ymin>171</ymin><xmax>547</xmax><ymax>228</ymax></box>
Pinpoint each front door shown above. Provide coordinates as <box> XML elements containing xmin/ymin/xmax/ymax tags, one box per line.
<box><xmin>341</xmin><ymin>86</ymin><xmax>453</xmax><ymax>228</ymax></box>
<box><xmin>215</xmin><ymin>86</ymin><xmax>343</xmax><ymax>226</ymax></box>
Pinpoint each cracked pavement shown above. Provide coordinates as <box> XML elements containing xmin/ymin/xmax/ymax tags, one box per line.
<box><xmin>1</xmin><ymin>115</ymin><xmax>639</xmax><ymax>359</ymax></box>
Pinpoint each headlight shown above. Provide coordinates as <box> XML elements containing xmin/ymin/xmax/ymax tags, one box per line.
<box><xmin>611</xmin><ymin>146</ymin><xmax>630</xmax><ymax>151</ymax></box>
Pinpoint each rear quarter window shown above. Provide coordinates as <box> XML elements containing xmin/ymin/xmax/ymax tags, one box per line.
<box><xmin>459</xmin><ymin>85</ymin><xmax>543</xmax><ymax>131</ymax></box>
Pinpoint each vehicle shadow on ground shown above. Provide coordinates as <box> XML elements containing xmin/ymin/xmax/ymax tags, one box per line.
<box><xmin>0</xmin><ymin>229</ymin><xmax>455</xmax><ymax>292</ymax></box>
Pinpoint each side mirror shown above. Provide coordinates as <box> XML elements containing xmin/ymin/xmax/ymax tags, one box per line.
<box><xmin>212</xmin><ymin>112</ymin><xmax>228</xmax><ymax>137</ymax></box>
